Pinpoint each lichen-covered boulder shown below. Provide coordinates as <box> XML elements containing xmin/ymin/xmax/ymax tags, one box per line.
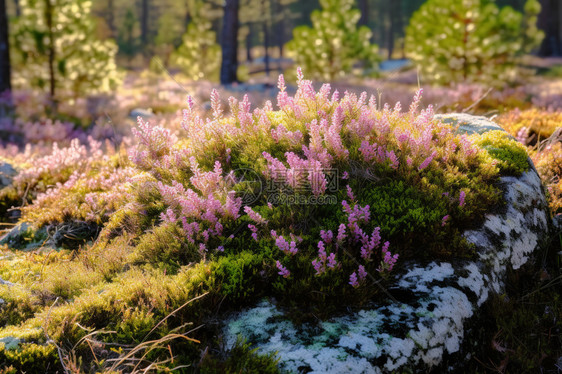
<box><xmin>222</xmin><ymin>114</ymin><xmax>551</xmax><ymax>373</ymax></box>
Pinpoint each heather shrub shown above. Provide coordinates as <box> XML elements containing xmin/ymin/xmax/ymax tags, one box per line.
<box><xmin>532</xmin><ymin>141</ymin><xmax>562</xmax><ymax>215</ymax></box>
<box><xmin>405</xmin><ymin>0</ymin><xmax>543</xmax><ymax>86</ymax></box>
<box><xmin>115</xmin><ymin>69</ymin><xmax>528</xmax><ymax>318</ymax></box>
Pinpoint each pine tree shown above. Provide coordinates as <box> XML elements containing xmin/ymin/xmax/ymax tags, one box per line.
<box><xmin>405</xmin><ymin>0</ymin><xmax>544</xmax><ymax>86</ymax></box>
<box><xmin>170</xmin><ymin>0</ymin><xmax>221</xmax><ymax>81</ymax></box>
<box><xmin>286</xmin><ymin>0</ymin><xmax>379</xmax><ymax>81</ymax></box>
<box><xmin>12</xmin><ymin>0</ymin><xmax>121</xmax><ymax>109</ymax></box>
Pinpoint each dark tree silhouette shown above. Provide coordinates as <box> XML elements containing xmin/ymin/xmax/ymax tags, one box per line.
<box><xmin>0</xmin><ymin>0</ymin><xmax>11</xmax><ymax>98</ymax></box>
<box><xmin>538</xmin><ymin>0</ymin><xmax>561</xmax><ymax>56</ymax></box>
<box><xmin>140</xmin><ymin>0</ymin><xmax>149</xmax><ymax>47</ymax></box>
<box><xmin>220</xmin><ymin>0</ymin><xmax>239</xmax><ymax>84</ymax></box>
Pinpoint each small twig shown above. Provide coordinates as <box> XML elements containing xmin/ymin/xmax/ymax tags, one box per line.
<box><xmin>142</xmin><ymin>292</ymin><xmax>209</xmax><ymax>343</ymax></box>
<box><xmin>462</xmin><ymin>87</ymin><xmax>493</xmax><ymax>114</ymax></box>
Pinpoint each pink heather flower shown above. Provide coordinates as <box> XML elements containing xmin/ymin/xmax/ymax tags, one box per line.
<box><xmin>406</xmin><ymin>157</ymin><xmax>413</xmax><ymax>167</ymax></box>
<box><xmin>320</xmin><ymin>230</ymin><xmax>334</xmax><ymax>243</ymax></box>
<box><xmin>244</xmin><ymin>206</ymin><xmax>267</xmax><ymax>225</ymax></box>
<box><xmin>199</xmin><ymin>243</ymin><xmax>207</xmax><ymax>254</ymax></box>
<box><xmin>248</xmin><ymin>224</ymin><xmax>258</xmax><ymax>241</ymax></box>
<box><xmin>359</xmin><ymin>140</ymin><xmax>377</xmax><ymax>162</ymax></box>
<box><xmin>419</xmin><ymin>151</ymin><xmax>437</xmax><ymax>171</ymax></box>
<box><xmin>277</xmin><ymin>74</ymin><xmax>286</xmax><ymax>92</ymax></box>
<box><xmin>358</xmin><ymin>265</ymin><xmax>368</xmax><ymax>281</ymax></box>
<box><xmin>442</xmin><ymin>215</ymin><xmax>450</xmax><ymax>226</ymax></box>
<box><xmin>210</xmin><ymin>89</ymin><xmax>223</xmax><ymax>119</ymax></box>
<box><xmin>267</xmin><ymin>202</ymin><xmax>273</xmax><ymax>209</ymax></box>
<box><xmin>386</xmin><ymin>151</ymin><xmax>399</xmax><ymax>170</ymax></box>
<box><xmin>160</xmin><ymin>208</ymin><xmax>177</xmax><ymax>223</ymax></box>
<box><xmin>296</xmin><ymin>67</ymin><xmax>304</xmax><ymax>82</ymax></box>
<box><xmin>217</xmin><ymin>246</ymin><xmax>225</xmax><ymax>252</ymax></box>
<box><xmin>331</xmin><ymin>90</ymin><xmax>339</xmax><ymax>103</ymax></box>
<box><xmin>275</xmin><ymin>236</ymin><xmax>298</xmax><ymax>255</ymax></box>
<box><xmin>349</xmin><ymin>272</ymin><xmax>359</xmax><ymax>287</ymax></box>
<box><xmin>342</xmin><ymin>171</ymin><xmax>349</xmax><ymax>180</ymax></box>
<box><xmin>516</xmin><ymin>127</ymin><xmax>530</xmax><ymax>144</ymax></box>
<box><xmin>337</xmin><ymin>223</ymin><xmax>347</xmax><ymax>244</ymax></box>
<box><xmin>459</xmin><ymin>191</ymin><xmax>466</xmax><ymax>207</ymax></box>
<box><xmin>326</xmin><ymin>253</ymin><xmax>337</xmax><ymax>269</ymax></box>
<box><xmin>378</xmin><ymin>241</ymin><xmax>398</xmax><ymax>273</ymax></box>
<box><xmin>276</xmin><ymin>261</ymin><xmax>290</xmax><ymax>278</ymax></box>
<box><xmin>409</xmin><ymin>88</ymin><xmax>423</xmax><ymax>116</ymax></box>
<box><xmin>346</xmin><ymin>185</ymin><xmax>355</xmax><ymax>201</ymax></box>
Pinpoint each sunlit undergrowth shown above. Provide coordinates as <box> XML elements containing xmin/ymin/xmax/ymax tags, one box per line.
<box><xmin>497</xmin><ymin>107</ymin><xmax>562</xmax><ymax>215</ymax></box>
<box><xmin>0</xmin><ymin>70</ymin><xmax>534</xmax><ymax>372</ymax></box>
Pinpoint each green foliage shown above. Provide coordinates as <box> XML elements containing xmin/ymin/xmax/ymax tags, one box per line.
<box><xmin>286</xmin><ymin>0</ymin><xmax>379</xmax><ymax>80</ymax></box>
<box><xmin>200</xmin><ymin>338</ymin><xmax>280</xmax><ymax>374</ymax></box>
<box><xmin>472</xmin><ymin>130</ymin><xmax>530</xmax><ymax>175</ymax></box>
<box><xmin>213</xmin><ymin>250</ymin><xmax>273</xmax><ymax>304</ymax></box>
<box><xmin>170</xmin><ymin>0</ymin><xmax>221</xmax><ymax>82</ymax></box>
<box><xmin>0</xmin><ymin>342</ymin><xmax>59</xmax><ymax>373</ymax></box>
<box><xmin>405</xmin><ymin>0</ymin><xmax>544</xmax><ymax>86</ymax></box>
<box><xmin>131</xmin><ymin>222</ymin><xmax>198</xmax><ymax>273</ymax></box>
<box><xmin>12</xmin><ymin>0</ymin><xmax>122</xmax><ymax>99</ymax></box>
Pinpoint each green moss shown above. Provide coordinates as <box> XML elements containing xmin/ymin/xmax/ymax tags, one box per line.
<box><xmin>0</xmin><ymin>342</ymin><xmax>59</xmax><ymax>373</ymax></box>
<box><xmin>130</xmin><ymin>223</ymin><xmax>195</xmax><ymax>273</ymax></box>
<box><xmin>472</xmin><ymin>130</ymin><xmax>530</xmax><ymax>175</ymax></box>
<box><xmin>212</xmin><ymin>250</ymin><xmax>273</xmax><ymax>304</ymax></box>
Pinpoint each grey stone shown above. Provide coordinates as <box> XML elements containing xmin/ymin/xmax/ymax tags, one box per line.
<box><xmin>0</xmin><ymin>336</ymin><xmax>20</xmax><ymax>350</ymax></box>
<box><xmin>0</xmin><ymin>222</ymin><xmax>48</xmax><ymax>250</ymax></box>
<box><xmin>129</xmin><ymin>108</ymin><xmax>154</xmax><ymax>120</ymax></box>
<box><xmin>0</xmin><ymin>162</ymin><xmax>16</xmax><ymax>189</ymax></box>
<box><xmin>222</xmin><ymin>114</ymin><xmax>550</xmax><ymax>373</ymax></box>
<box><xmin>435</xmin><ymin>113</ymin><xmax>505</xmax><ymax>136</ymax></box>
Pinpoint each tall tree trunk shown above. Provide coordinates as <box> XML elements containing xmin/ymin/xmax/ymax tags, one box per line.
<box><xmin>13</xmin><ymin>0</ymin><xmax>20</xmax><ymax>16</ymax></box>
<box><xmin>358</xmin><ymin>0</ymin><xmax>369</xmax><ymax>26</ymax></box>
<box><xmin>272</xmin><ymin>0</ymin><xmax>285</xmax><ymax>59</ymax></box>
<box><xmin>184</xmin><ymin>0</ymin><xmax>191</xmax><ymax>30</ymax></box>
<box><xmin>220</xmin><ymin>0</ymin><xmax>239</xmax><ymax>85</ymax></box>
<box><xmin>140</xmin><ymin>0</ymin><xmax>149</xmax><ymax>48</ymax></box>
<box><xmin>262</xmin><ymin>0</ymin><xmax>270</xmax><ymax>76</ymax></box>
<box><xmin>107</xmin><ymin>0</ymin><xmax>115</xmax><ymax>37</ymax></box>
<box><xmin>538</xmin><ymin>0</ymin><xmax>561</xmax><ymax>56</ymax></box>
<box><xmin>246</xmin><ymin>24</ymin><xmax>253</xmax><ymax>62</ymax></box>
<box><xmin>0</xmin><ymin>0</ymin><xmax>11</xmax><ymax>100</ymax></box>
<box><xmin>387</xmin><ymin>0</ymin><xmax>396</xmax><ymax>59</ymax></box>
<box><xmin>45</xmin><ymin>0</ymin><xmax>57</xmax><ymax>113</ymax></box>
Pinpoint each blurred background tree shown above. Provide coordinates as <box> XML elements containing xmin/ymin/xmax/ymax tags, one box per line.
<box><xmin>170</xmin><ymin>0</ymin><xmax>221</xmax><ymax>81</ymax></box>
<box><xmin>286</xmin><ymin>0</ymin><xmax>380</xmax><ymax>81</ymax></box>
<box><xmin>11</xmin><ymin>0</ymin><xmax>121</xmax><ymax>112</ymax></box>
<box><xmin>405</xmin><ymin>0</ymin><xmax>544</xmax><ymax>86</ymax></box>
<box><xmin>1</xmin><ymin>0</ymin><xmax>559</xmax><ymax>92</ymax></box>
